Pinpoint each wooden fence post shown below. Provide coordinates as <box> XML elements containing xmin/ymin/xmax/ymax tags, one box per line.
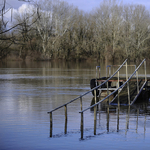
<box><xmin>50</xmin><ymin>112</ymin><xmax>53</xmax><ymax>137</ymax></box>
<box><xmin>81</xmin><ymin>112</ymin><xmax>84</xmax><ymax>139</ymax></box>
<box><xmin>64</xmin><ymin>105</ymin><xmax>67</xmax><ymax>134</ymax></box>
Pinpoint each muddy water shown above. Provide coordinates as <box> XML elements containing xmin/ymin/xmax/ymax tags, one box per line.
<box><xmin>0</xmin><ymin>60</ymin><xmax>150</xmax><ymax>150</ymax></box>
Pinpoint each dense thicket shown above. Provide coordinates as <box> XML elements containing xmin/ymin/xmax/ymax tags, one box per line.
<box><xmin>1</xmin><ymin>0</ymin><xmax>150</xmax><ymax>61</ymax></box>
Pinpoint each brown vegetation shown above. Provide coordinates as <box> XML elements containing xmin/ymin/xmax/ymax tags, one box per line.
<box><xmin>1</xmin><ymin>0</ymin><xmax>150</xmax><ymax>62</ymax></box>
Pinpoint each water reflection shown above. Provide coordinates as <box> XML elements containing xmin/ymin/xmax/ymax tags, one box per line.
<box><xmin>88</xmin><ymin>96</ymin><xmax>150</xmax><ymax>139</ymax></box>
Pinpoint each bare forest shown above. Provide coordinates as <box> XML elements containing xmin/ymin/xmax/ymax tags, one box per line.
<box><xmin>1</xmin><ymin>0</ymin><xmax>150</xmax><ymax>62</ymax></box>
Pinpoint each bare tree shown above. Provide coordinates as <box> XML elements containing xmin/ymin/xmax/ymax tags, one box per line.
<box><xmin>12</xmin><ymin>4</ymin><xmax>39</xmax><ymax>60</ymax></box>
<box><xmin>129</xmin><ymin>5</ymin><xmax>150</xmax><ymax>61</ymax></box>
<box><xmin>34</xmin><ymin>0</ymin><xmax>75</xmax><ymax>59</ymax></box>
<box><xmin>0</xmin><ymin>0</ymin><xmax>35</xmax><ymax>60</ymax></box>
<box><xmin>93</xmin><ymin>0</ymin><xmax>124</xmax><ymax>61</ymax></box>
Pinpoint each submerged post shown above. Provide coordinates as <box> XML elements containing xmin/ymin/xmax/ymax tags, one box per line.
<box><xmin>50</xmin><ymin>112</ymin><xmax>53</xmax><ymax>137</ymax></box>
<box><xmin>64</xmin><ymin>105</ymin><xmax>67</xmax><ymax>134</ymax></box>
<box><xmin>117</xmin><ymin>71</ymin><xmax>120</xmax><ymax>107</ymax></box>
<box><xmin>94</xmin><ymin>105</ymin><xmax>97</xmax><ymax>135</ymax></box>
<box><xmin>126</xmin><ymin>105</ymin><xmax>130</xmax><ymax>134</ymax></box>
<box><xmin>107</xmin><ymin>104</ymin><xmax>109</xmax><ymax>132</ymax></box>
<box><xmin>136</xmin><ymin>108</ymin><xmax>139</xmax><ymax>133</ymax></box>
<box><xmin>94</xmin><ymin>90</ymin><xmax>97</xmax><ymax>135</ymax></box>
<box><xmin>81</xmin><ymin>112</ymin><xmax>84</xmax><ymax>139</ymax></box>
<box><xmin>117</xmin><ymin>106</ymin><xmax>120</xmax><ymax>132</ymax></box>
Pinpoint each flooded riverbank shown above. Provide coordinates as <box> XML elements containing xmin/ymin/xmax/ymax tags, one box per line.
<box><xmin>0</xmin><ymin>60</ymin><xmax>150</xmax><ymax>150</ymax></box>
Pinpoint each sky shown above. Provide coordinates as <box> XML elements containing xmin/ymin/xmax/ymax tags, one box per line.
<box><xmin>3</xmin><ymin>0</ymin><xmax>150</xmax><ymax>12</ymax></box>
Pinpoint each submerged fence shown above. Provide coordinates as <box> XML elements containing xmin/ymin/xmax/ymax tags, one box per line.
<box><xmin>79</xmin><ymin>59</ymin><xmax>147</xmax><ymax>139</ymax></box>
<box><xmin>47</xmin><ymin>59</ymin><xmax>147</xmax><ymax>139</ymax></box>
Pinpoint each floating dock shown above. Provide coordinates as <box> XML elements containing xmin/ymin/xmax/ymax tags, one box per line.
<box><xmin>91</xmin><ymin>77</ymin><xmax>150</xmax><ymax>106</ymax></box>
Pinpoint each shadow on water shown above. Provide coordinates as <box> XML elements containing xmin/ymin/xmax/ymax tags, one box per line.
<box><xmin>87</xmin><ymin>94</ymin><xmax>150</xmax><ymax>138</ymax></box>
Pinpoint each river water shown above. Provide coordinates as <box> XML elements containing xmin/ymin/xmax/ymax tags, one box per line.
<box><xmin>0</xmin><ymin>60</ymin><xmax>150</xmax><ymax>150</ymax></box>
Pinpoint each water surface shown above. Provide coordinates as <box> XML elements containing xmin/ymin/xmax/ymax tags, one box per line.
<box><xmin>0</xmin><ymin>60</ymin><xmax>150</xmax><ymax>150</ymax></box>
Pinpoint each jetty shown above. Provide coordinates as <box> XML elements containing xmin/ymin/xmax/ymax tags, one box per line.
<box><xmin>47</xmin><ymin>59</ymin><xmax>150</xmax><ymax>139</ymax></box>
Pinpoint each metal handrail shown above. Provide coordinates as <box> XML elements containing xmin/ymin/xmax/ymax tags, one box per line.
<box><xmin>47</xmin><ymin>59</ymin><xmax>128</xmax><ymax>138</ymax></box>
<box><xmin>47</xmin><ymin>59</ymin><xmax>127</xmax><ymax>114</ymax></box>
<box><xmin>106</xmin><ymin>65</ymin><xmax>136</xmax><ymax>78</ymax></box>
<box><xmin>80</xmin><ymin>59</ymin><xmax>146</xmax><ymax>113</ymax></box>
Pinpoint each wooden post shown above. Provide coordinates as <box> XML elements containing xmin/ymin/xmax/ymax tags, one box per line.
<box><xmin>144</xmin><ymin>60</ymin><xmax>147</xmax><ymax>82</ymax></box>
<box><xmin>107</xmin><ymin>104</ymin><xmax>109</xmax><ymax>132</ymax></box>
<box><xmin>80</xmin><ymin>97</ymin><xmax>82</xmax><ymax>111</ymax></box>
<box><xmin>109</xmin><ymin>66</ymin><xmax>111</xmax><ymax>77</ymax></box>
<box><xmin>64</xmin><ymin>105</ymin><xmax>67</xmax><ymax>134</ymax></box>
<box><xmin>99</xmin><ymin>67</ymin><xmax>101</xmax><ymax>79</ymax></box>
<box><xmin>98</xmin><ymin>96</ymin><xmax>101</xmax><ymax>125</ymax></box>
<box><xmin>136</xmin><ymin>71</ymin><xmax>139</xmax><ymax>94</ymax></box>
<box><xmin>136</xmin><ymin>108</ymin><xmax>139</xmax><ymax>133</ymax></box>
<box><xmin>126</xmin><ymin>62</ymin><xmax>130</xmax><ymax>105</ymax></box>
<box><xmin>81</xmin><ymin>112</ymin><xmax>84</xmax><ymax>139</ymax></box>
<box><xmin>50</xmin><ymin>112</ymin><xmax>53</xmax><ymax>137</ymax></box>
<box><xmin>118</xmin><ymin>71</ymin><xmax>120</xmax><ymax>107</ymax></box>
<box><xmin>107</xmin><ymin>81</ymin><xmax>109</xmax><ymax>103</ymax></box>
<box><xmin>117</xmin><ymin>106</ymin><xmax>120</xmax><ymax>132</ymax></box>
<box><xmin>94</xmin><ymin>90</ymin><xmax>97</xmax><ymax>104</ymax></box>
<box><xmin>94</xmin><ymin>105</ymin><xmax>97</xmax><ymax>135</ymax></box>
<box><xmin>107</xmin><ymin>80</ymin><xmax>110</xmax><ymax>132</ymax></box>
<box><xmin>94</xmin><ymin>90</ymin><xmax>97</xmax><ymax>135</ymax></box>
<box><xmin>126</xmin><ymin>105</ymin><xmax>130</xmax><ymax>134</ymax></box>
<box><xmin>144</xmin><ymin>114</ymin><xmax>146</xmax><ymax>137</ymax></box>
<box><xmin>117</xmin><ymin>71</ymin><xmax>120</xmax><ymax>132</ymax></box>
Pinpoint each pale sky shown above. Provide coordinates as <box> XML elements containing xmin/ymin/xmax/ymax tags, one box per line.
<box><xmin>4</xmin><ymin>0</ymin><xmax>150</xmax><ymax>12</ymax></box>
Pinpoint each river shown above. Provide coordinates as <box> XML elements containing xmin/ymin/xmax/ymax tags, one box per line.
<box><xmin>0</xmin><ymin>60</ymin><xmax>150</xmax><ymax>150</ymax></box>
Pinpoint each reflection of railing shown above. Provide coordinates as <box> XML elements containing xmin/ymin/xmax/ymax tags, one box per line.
<box><xmin>93</xmin><ymin>105</ymin><xmax>147</xmax><ymax>137</ymax></box>
<box><xmin>79</xmin><ymin>59</ymin><xmax>147</xmax><ymax>139</ymax></box>
<box><xmin>47</xmin><ymin>59</ymin><xmax>128</xmax><ymax>137</ymax></box>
